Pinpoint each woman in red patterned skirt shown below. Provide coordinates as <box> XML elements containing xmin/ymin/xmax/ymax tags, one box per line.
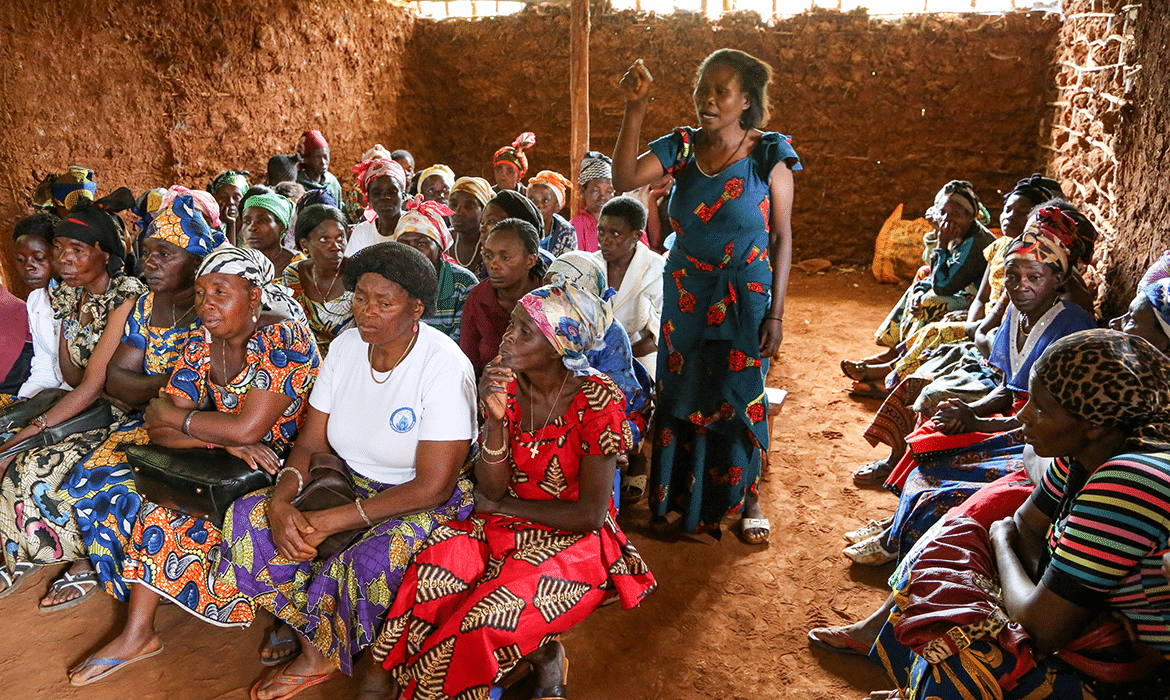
<box><xmin>369</xmin><ymin>281</ymin><xmax>656</xmax><ymax>700</ymax></box>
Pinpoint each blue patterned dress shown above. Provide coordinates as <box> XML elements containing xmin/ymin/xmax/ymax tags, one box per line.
<box><xmin>63</xmin><ymin>293</ymin><xmax>199</xmax><ymax>601</ymax></box>
<box><xmin>647</xmin><ymin>127</ymin><xmax>800</xmax><ymax>535</ymax></box>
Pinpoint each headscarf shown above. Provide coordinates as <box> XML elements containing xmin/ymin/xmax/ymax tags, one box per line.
<box><xmin>926</xmin><ymin>179</ymin><xmax>990</xmax><ymax>227</ymax></box>
<box><xmin>34</xmin><ymin>166</ymin><xmax>97</xmax><ymax>210</ymax></box>
<box><xmin>528</xmin><ymin>170</ymin><xmax>572</xmax><ymax>210</ymax></box>
<box><xmin>296</xmin><ymin>188</ymin><xmax>338</xmax><ymax>213</ymax></box>
<box><xmin>1140</xmin><ymin>250</ymin><xmax>1170</xmax><ymax>288</ymax></box>
<box><xmin>488</xmin><ymin>189</ymin><xmax>544</xmax><ymax>236</ymax></box>
<box><xmin>547</xmin><ymin>251</ymin><xmax>607</xmax><ymax>299</ymax></box>
<box><xmin>159</xmin><ymin>186</ymin><xmax>222</xmax><ymax>229</ymax></box>
<box><xmin>451</xmin><ymin>176</ymin><xmax>493</xmax><ymax>208</ymax></box>
<box><xmin>1004</xmin><ymin>205</ymin><xmax>1080</xmax><ymax>277</ymax></box>
<box><xmin>208</xmin><ymin>170</ymin><xmax>250</xmax><ymax>196</ymax></box>
<box><xmin>353</xmin><ymin>158</ymin><xmax>407</xmax><ymax>201</ymax></box>
<box><xmin>578</xmin><ymin>152</ymin><xmax>613</xmax><ymax>187</ymax></box>
<box><xmin>363</xmin><ymin>144</ymin><xmax>393</xmax><ymax>162</ymax></box>
<box><xmin>1141</xmin><ymin>279</ymin><xmax>1170</xmax><ymax>341</ymax></box>
<box><xmin>55</xmin><ymin>201</ymin><xmax>127</xmax><ymax>276</ymax></box>
<box><xmin>493</xmin><ymin>132</ymin><xmax>536</xmax><ymax>178</ymax></box>
<box><xmin>133</xmin><ymin>188</ymin><xmax>167</xmax><ymax>234</ymax></box>
<box><xmin>519</xmin><ymin>282</ymin><xmax>613</xmax><ymax>376</ymax></box>
<box><xmin>393</xmin><ymin>196</ymin><xmax>455</xmax><ymax>252</ymax></box>
<box><xmin>242</xmin><ymin>192</ymin><xmax>293</xmax><ymax>229</ymax></box>
<box><xmin>1010</xmin><ymin>173</ymin><xmax>1064</xmax><ymax>207</ymax></box>
<box><xmin>196</xmin><ymin>247</ymin><xmax>307</xmax><ymax>325</ymax></box>
<box><xmin>297</xmin><ymin>130</ymin><xmax>329</xmax><ymax>156</ymax></box>
<box><xmin>146</xmin><ymin>194</ymin><xmax>227</xmax><ymax>258</ymax></box>
<box><xmin>417</xmin><ymin>164</ymin><xmax>455</xmax><ymax>191</ymax></box>
<box><xmin>1033</xmin><ymin>329</ymin><xmax>1170</xmax><ymax>453</ymax></box>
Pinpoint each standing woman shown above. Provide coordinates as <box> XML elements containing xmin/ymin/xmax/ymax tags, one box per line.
<box><xmin>243</xmin><ymin>191</ymin><xmax>300</xmax><ymax>277</ymax></box>
<box><xmin>283</xmin><ymin>204</ymin><xmax>353</xmax><ymax>355</ymax></box>
<box><xmin>613</xmin><ymin>50</ymin><xmax>800</xmax><ymax>544</ymax></box>
<box><xmin>0</xmin><ymin>203</ymin><xmax>146</xmax><ymax>597</ymax></box>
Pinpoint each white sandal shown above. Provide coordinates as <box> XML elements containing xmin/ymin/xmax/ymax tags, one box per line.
<box><xmin>0</xmin><ymin>562</ymin><xmax>39</xmax><ymax>600</ymax></box>
<box><xmin>738</xmin><ymin>517</ymin><xmax>771</xmax><ymax>545</ymax></box>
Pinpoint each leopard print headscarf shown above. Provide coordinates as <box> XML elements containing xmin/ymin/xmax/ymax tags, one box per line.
<box><xmin>1033</xmin><ymin>329</ymin><xmax>1170</xmax><ymax>452</ymax></box>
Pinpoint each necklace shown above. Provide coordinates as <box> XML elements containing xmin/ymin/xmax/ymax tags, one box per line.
<box><xmin>217</xmin><ymin>338</ymin><xmax>230</xmax><ymax>385</ymax></box>
<box><xmin>1018</xmin><ymin>297</ymin><xmax>1059</xmax><ymax>337</ymax></box>
<box><xmin>452</xmin><ymin>237</ymin><xmax>478</xmax><ymax>268</ymax></box>
<box><xmin>368</xmin><ymin>330</ymin><xmax>418</xmax><ymax>385</ymax></box>
<box><xmin>306</xmin><ymin>261</ymin><xmax>343</xmax><ymax>303</ymax></box>
<box><xmin>171</xmin><ymin>300</ymin><xmax>196</xmax><ymax>329</ymax></box>
<box><xmin>704</xmin><ymin>127</ymin><xmax>751</xmax><ymax>175</ymax></box>
<box><xmin>525</xmin><ymin>372</ymin><xmax>571</xmax><ymax>458</ymax></box>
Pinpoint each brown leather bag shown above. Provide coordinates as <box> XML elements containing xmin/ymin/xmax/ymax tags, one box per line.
<box><xmin>290</xmin><ymin>453</ymin><xmax>364</xmax><ymax>561</ymax></box>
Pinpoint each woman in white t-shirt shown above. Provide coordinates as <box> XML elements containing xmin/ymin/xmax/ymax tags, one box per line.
<box><xmin>344</xmin><ymin>157</ymin><xmax>408</xmax><ymax>258</ymax></box>
<box><xmin>220</xmin><ymin>241</ymin><xmax>478</xmax><ymax>698</ymax></box>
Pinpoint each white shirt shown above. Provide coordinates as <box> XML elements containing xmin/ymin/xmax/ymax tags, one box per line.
<box><xmin>343</xmin><ymin>220</ymin><xmax>392</xmax><ymax>258</ymax></box>
<box><xmin>309</xmin><ymin>325</ymin><xmax>477</xmax><ymax>484</ymax></box>
<box><xmin>18</xmin><ymin>287</ymin><xmax>69</xmax><ymax>398</ymax></box>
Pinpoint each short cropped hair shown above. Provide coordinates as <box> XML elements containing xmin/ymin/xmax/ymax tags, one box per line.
<box><xmin>600</xmin><ymin>196</ymin><xmax>648</xmax><ymax>232</ymax></box>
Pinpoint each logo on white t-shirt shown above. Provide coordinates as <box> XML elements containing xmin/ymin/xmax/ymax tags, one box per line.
<box><xmin>389</xmin><ymin>407</ymin><xmax>417</xmax><ymax>433</ymax></box>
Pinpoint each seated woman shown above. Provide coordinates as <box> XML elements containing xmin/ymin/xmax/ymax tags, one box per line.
<box><xmin>282</xmin><ymin>204</ymin><xmax>353</xmax><ymax>355</ymax></box>
<box><xmin>220</xmin><ymin>242</ymin><xmax>477</xmax><ymax>697</ymax></box>
<box><xmin>208</xmin><ymin>170</ymin><xmax>250</xmax><ymax>245</ymax></box>
<box><xmin>10</xmin><ymin>213</ymin><xmax>62</xmax><ymax>401</ymax></box>
<box><xmin>0</xmin><ymin>282</ymin><xmax>30</xmax><ymax>405</ymax></box>
<box><xmin>492</xmin><ymin>132</ymin><xmax>535</xmax><ymax>195</ymax></box>
<box><xmin>866</xmin><ymin>330</ymin><xmax>1170</xmax><ymax>700</ymax></box>
<box><xmin>527</xmin><ymin>170</ymin><xmax>577</xmax><ymax>257</ymax></box>
<box><xmin>0</xmin><ymin>203</ymin><xmax>147</xmax><ymax>600</ymax></box>
<box><xmin>842</xmin><ymin>180</ymin><xmax>994</xmax><ymax>393</ymax></box>
<box><xmin>347</xmin><ymin>157</ymin><xmax>407</xmax><ymax>257</ymax></box>
<box><xmin>448</xmin><ymin>176</ymin><xmax>492</xmax><ymax>273</ymax></box>
<box><xmin>391</xmin><ymin>196</ymin><xmax>478</xmax><ymax>341</ymax></box>
<box><xmin>844</xmin><ymin>208</ymin><xmax>1097</xmax><ymax>566</ymax></box>
<box><xmin>243</xmin><ymin>191</ymin><xmax>300</xmax><ymax>276</ymax></box>
<box><xmin>372</xmin><ymin>282</ymin><xmax>656</xmax><ymax>699</ymax></box>
<box><xmin>852</xmin><ymin>203</ymin><xmax>1096</xmax><ymax>489</ymax></box>
<box><xmin>66</xmin><ymin>247</ymin><xmax>319</xmax><ymax>686</ymax></box>
<box><xmin>459</xmin><ymin>217</ymin><xmax>545</xmax><ymax>374</ymax></box>
<box><xmin>417</xmin><ymin>165</ymin><xmax>455</xmax><ymax>208</ymax></box>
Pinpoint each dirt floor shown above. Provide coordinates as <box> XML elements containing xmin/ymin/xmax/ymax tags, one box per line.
<box><xmin>0</xmin><ymin>268</ymin><xmax>905</xmax><ymax>700</ymax></box>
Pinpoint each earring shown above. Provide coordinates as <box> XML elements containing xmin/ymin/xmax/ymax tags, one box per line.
<box><xmin>252</xmin><ymin>310</ymin><xmax>259</xmax><ymax>323</ymax></box>
<box><xmin>412</xmin><ymin>321</ymin><xmax>419</xmax><ymax>333</ymax></box>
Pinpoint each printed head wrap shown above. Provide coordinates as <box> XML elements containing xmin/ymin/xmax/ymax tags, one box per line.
<box><xmin>528</xmin><ymin>170</ymin><xmax>572</xmax><ymax>210</ymax></box>
<box><xmin>55</xmin><ymin>201</ymin><xmax>127</xmax><ymax>276</ymax></box>
<box><xmin>547</xmin><ymin>251</ymin><xmax>607</xmax><ymax>298</ymax></box>
<box><xmin>1010</xmin><ymin>173</ymin><xmax>1064</xmax><ymax>207</ymax></box>
<box><xmin>296</xmin><ymin>188</ymin><xmax>338</xmax><ymax>213</ymax></box>
<box><xmin>926</xmin><ymin>180</ymin><xmax>990</xmax><ymax>226</ymax></box>
<box><xmin>133</xmin><ymin>188</ymin><xmax>167</xmax><ymax>233</ymax></box>
<box><xmin>34</xmin><ymin>166</ymin><xmax>97</xmax><ymax>211</ymax></box>
<box><xmin>1141</xmin><ymin>279</ymin><xmax>1170</xmax><ymax>342</ymax></box>
<box><xmin>1140</xmin><ymin>250</ymin><xmax>1170</xmax><ymax>289</ymax></box>
<box><xmin>578</xmin><ymin>152</ymin><xmax>613</xmax><ymax>187</ymax></box>
<box><xmin>146</xmin><ymin>194</ymin><xmax>226</xmax><ymax>259</ymax></box>
<box><xmin>196</xmin><ymin>247</ymin><xmax>307</xmax><ymax>325</ymax></box>
<box><xmin>297</xmin><ymin>130</ymin><xmax>329</xmax><ymax>156</ymax></box>
<box><xmin>493</xmin><ymin>132</ymin><xmax>536</xmax><ymax>178</ymax></box>
<box><xmin>159</xmin><ymin>186</ymin><xmax>222</xmax><ymax>229</ymax></box>
<box><xmin>208</xmin><ymin>170</ymin><xmax>250</xmax><ymax>197</ymax></box>
<box><xmin>1033</xmin><ymin>329</ymin><xmax>1170</xmax><ymax>453</ymax></box>
<box><xmin>519</xmin><ymin>282</ymin><xmax>614</xmax><ymax>376</ymax></box>
<box><xmin>393</xmin><ymin>195</ymin><xmax>455</xmax><ymax>252</ymax></box>
<box><xmin>362</xmin><ymin>144</ymin><xmax>393</xmax><ymax>162</ymax></box>
<box><xmin>488</xmin><ymin>190</ymin><xmax>544</xmax><ymax>237</ymax></box>
<box><xmin>1005</xmin><ymin>206</ymin><xmax>1080</xmax><ymax>277</ymax></box>
<box><xmin>451</xmin><ymin>177</ymin><xmax>493</xmax><ymax>208</ymax></box>
<box><xmin>242</xmin><ymin>192</ymin><xmax>294</xmax><ymax>230</ymax></box>
<box><xmin>352</xmin><ymin>158</ymin><xmax>407</xmax><ymax>202</ymax></box>
<box><xmin>417</xmin><ymin>164</ymin><xmax>455</xmax><ymax>191</ymax></box>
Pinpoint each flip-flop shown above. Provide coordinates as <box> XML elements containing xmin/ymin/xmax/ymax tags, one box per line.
<box><xmin>737</xmin><ymin>517</ymin><xmax>770</xmax><ymax>545</ymax></box>
<box><xmin>39</xmin><ymin>568</ymin><xmax>99</xmax><ymax>612</ymax></box>
<box><xmin>68</xmin><ymin>643</ymin><xmax>165</xmax><ymax>686</ymax></box>
<box><xmin>840</xmin><ymin>359</ymin><xmax>870</xmax><ymax>382</ymax></box>
<box><xmin>0</xmin><ymin>562</ymin><xmax>39</xmax><ymax>600</ymax></box>
<box><xmin>249</xmin><ymin>659</ymin><xmax>341</xmax><ymax>700</ymax></box>
<box><xmin>260</xmin><ymin>620</ymin><xmax>302</xmax><ymax>667</ymax></box>
<box><xmin>808</xmin><ymin>626</ymin><xmax>871</xmax><ymax>656</ymax></box>
<box><xmin>849</xmin><ymin>380</ymin><xmax>888</xmax><ymax>400</ymax></box>
<box><xmin>620</xmin><ymin>474</ymin><xmax>647</xmax><ymax>505</ymax></box>
<box><xmin>852</xmin><ymin>460</ymin><xmax>892</xmax><ymax>488</ymax></box>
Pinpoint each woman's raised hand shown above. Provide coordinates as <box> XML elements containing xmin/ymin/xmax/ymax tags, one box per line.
<box><xmin>478</xmin><ymin>357</ymin><xmax>514</xmax><ymax>422</ymax></box>
<box><xmin>620</xmin><ymin>59</ymin><xmax>654</xmax><ymax>104</ymax></box>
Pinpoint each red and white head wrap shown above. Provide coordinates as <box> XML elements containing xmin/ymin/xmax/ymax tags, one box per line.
<box><xmin>493</xmin><ymin>132</ymin><xmax>536</xmax><ymax>178</ymax></box>
<box><xmin>297</xmin><ymin>130</ymin><xmax>329</xmax><ymax>156</ymax></box>
<box><xmin>392</xmin><ymin>195</ymin><xmax>455</xmax><ymax>252</ymax></box>
<box><xmin>158</xmin><ymin>185</ymin><xmax>221</xmax><ymax>229</ymax></box>
<box><xmin>352</xmin><ymin>158</ymin><xmax>408</xmax><ymax>202</ymax></box>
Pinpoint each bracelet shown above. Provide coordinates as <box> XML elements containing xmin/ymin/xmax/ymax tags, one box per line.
<box><xmin>354</xmin><ymin>498</ymin><xmax>374</xmax><ymax>527</ymax></box>
<box><xmin>276</xmin><ymin>466</ymin><xmax>304</xmax><ymax>495</ymax></box>
<box><xmin>766</xmin><ymin>316</ymin><xmax>784</xmax><ymax>322</ymax></box>
<box><xmin>206</xmin><ymin>442</ymin><xmax>215</xmax><ymax>450</ymax></box>
<box><xmin>480</xmin><ymin>453</ymin><xmax>511</xmax><ymax>465</ymax></box>
<box><xmin>181</xmin><ymin>410</ymin><xmax>197</xmax><ymax>436</ymax></box>
<box><xmin>479</xmin><ymin>439</ymin><xmax>509</xmax><ymax>458</ymax></box>
<box><xmin>33</xmin><ymin>415</ymin><xmax>49</xmax><ymax>431</ymax></box>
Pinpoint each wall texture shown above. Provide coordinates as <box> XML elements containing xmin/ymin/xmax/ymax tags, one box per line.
<box><xmin>400</xmin><ymin>8</ymin><xmax>1061</xmax><ymax>264</ymax></box>
<box><xmin>0</xmin><ymin>0</ymin><xmax>417</xmax><ymax>294</ymax></box>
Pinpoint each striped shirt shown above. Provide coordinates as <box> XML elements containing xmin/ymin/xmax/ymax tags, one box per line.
<box><xmin>1035</xmin><ymin>452</ymin><xmax>1170</xmax><ymax>651</ymax></box>
<box><xmin>425</xmin><ymin>260</ymin><xmax>478</xmax><ymax>342</ymax></box>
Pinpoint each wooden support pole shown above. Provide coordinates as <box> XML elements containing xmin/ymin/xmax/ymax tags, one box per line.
<box><xmin>569</xmin><ymin>0</ymin><xmax>590</xmax><ymax>217</ymax></box>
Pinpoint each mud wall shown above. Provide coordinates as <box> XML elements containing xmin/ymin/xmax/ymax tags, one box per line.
<box><xmin>0</xmin><ymin>0</ymin><xmax>416</xmax><ymax>295</ymax></box>
<box><xmin>400</xmin><ymin>8</ymin><xmax>1061</xmax><ymax>264</ymax></box>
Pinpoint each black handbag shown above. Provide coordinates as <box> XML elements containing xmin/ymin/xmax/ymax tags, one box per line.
<box><xmin>0</xmin><ymin>388</ymin><xmax>68</xmax><ymax>433</ymax></box>
<box><xmin>0</xmin><ymin>398</ymin><xmax>118</xmax><ymax>461</ymax></box>
<box><xmin>127</xmin><ymin>444</ymin><xmax>275</xmax><ymax>527</ymax></box>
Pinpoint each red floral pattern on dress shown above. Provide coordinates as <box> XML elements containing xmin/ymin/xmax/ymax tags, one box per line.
<box><xmin>746</xmin><ymin>401</ymin><xmax>766</xmax><ymax>424</ymax></box>
<box><xmin>728</xmin><ymin>350</ymin><xmax>762</xmax><ymax>371</ymax></box>
<box><xmin>668</xmin><ymin>352</ymin><xmax>683</xmax><ymax>374</ymax></box>
<box><xmin>693</xmin><ymin>177</ymin><xmax>746</xmax><ymax>224</ymax></box>
<box><xmin>747</xmin><ymin>282</ymin><xmax>765</xmax><ymax>294</ymax></box>
<box><xmin>728</xmin><ymin>466</ymin><xmax>744</xmax><ymax>486</ymax></box>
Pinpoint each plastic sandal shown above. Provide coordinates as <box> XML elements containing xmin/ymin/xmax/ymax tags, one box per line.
<box><xmin>260</xmin><ymin>620</ymin><xmax>302</xmax><ymax>667</ymax></box>
<box><xmin>39</xmin><ymin>568</ymin><xmax>99</xmax><ymax>612</ymax></box>
<box><xmin>620</xmin><ymin>474</ymin><xmax>647</xmax><ymax>505</ymax></box>
<box><xmin>737</xmin><ymin>517</ymin><xmax>771</xmax><ymax>545</ymax></box>
<box><xmin>808</xmin><ymin>626</ymin><xmax>871</xmax><ymax>656</ymax></box>
<box><xmin>249</xmin><ymin>660</ymin><xmax>341</xmax><ymax>700</ymax></box>
<box><xmin>0</xmin><ymin>562</ymin><xmax>39</xmax><ymax>600</ymax></box>
<box><xmin>69</xmin><ymin>644</ymin><xmax>165</xmax><ymax>686</ymax></box>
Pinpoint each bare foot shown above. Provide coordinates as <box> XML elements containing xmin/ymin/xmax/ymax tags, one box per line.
<box><xmin>40</xmin><ymin>560</ymin><xmax>97</xmax><ymax>609</ymax></box>
<box><xmin>69</xmin><ymin>630</ymin><xmax>163</xmax><ymax>685</ymax></box>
